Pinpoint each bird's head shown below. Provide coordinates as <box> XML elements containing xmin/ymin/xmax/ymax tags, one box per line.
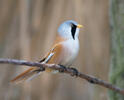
<box><xmin>58</xmin><ymin>20</ymin><xmax>83</xmax><ymax>40</ymax></box>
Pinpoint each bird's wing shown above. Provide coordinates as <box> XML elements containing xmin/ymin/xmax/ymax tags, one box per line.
<box><xmin>40</xmin><ymin>43</ymin><xmax>64</xmax><ymax>63</ymax></box>
<box><xmin>39</xmin><ymin>34</ymin><xmax>65</xmax><ymax>63</ymax></box>
<box><xmin>39</xmin><ymin>43</ymin><xmax>64</xmax><ymax>72</ymax></box>
<box><xmin>39</xmin><ymin>50</ymin><xmax>54</xmax><ymax>63</ymax></box>
<box><xmin>47</xmin><ymin>43</ymin><xmax>63</xmax><ymax>64</ymax></box>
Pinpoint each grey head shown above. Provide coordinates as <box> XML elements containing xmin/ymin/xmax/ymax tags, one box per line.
<box><xmin>58</xmin><ymin>20</ymin><xmax>82</xmax><ymax>40</ymax></box>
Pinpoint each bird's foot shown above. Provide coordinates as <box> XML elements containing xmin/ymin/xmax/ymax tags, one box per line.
<box><xmin>41</xmin><ymin>67</ymin><xmax>45</xmax><ymax>71</ymax></box>
<box><xmin>59</xmin><ymin>65</ymin><xmax>66</xmax><ymax>72</ymax></box>
<box><xmin>68</xmin><ymin>67</ymin><xmax>78</xmax><ymax>77</ymax></box>
<box><xmin>35</xmin><ymin>67</ymin><xmax>45</xmax><ymax>73</ymax></box>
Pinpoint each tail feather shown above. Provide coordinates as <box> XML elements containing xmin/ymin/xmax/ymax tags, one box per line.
<box><xmin>11</xmin><ymin>67</ymin><xmax>41</xmax><ymax>84</ymax></box>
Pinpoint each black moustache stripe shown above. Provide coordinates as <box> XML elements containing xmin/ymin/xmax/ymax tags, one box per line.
<box><xmin>71</xmin><ymin>24</ymin><xmax>77</xmax><ymax>40</ymax></box>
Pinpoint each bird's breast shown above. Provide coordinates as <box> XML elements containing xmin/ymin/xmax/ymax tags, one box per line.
<box><xmin>60</xmin><ymin>39</ymin><xmax>79</xmax><ymax>66</ymax></box>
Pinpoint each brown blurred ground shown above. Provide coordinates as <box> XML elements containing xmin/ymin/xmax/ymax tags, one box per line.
<box><xmin>0</xmin><ymin>0</ymin><xmax>110</xmax><ymax>100</ymax></box>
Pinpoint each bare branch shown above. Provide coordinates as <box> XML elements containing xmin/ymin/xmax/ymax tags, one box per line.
<box><xmin>0</xmin><ymin>58</ymin><xmax>124</xmax><ymax>95</ymax></box>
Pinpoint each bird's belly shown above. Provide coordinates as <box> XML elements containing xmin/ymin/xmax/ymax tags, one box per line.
<box><xmin>60</xmin><ymin>40</ymin><xmax>79</xmax><ymax>66</ymax></box>
<box><xmin>60</xmin><ymin>52</ymin><xmax>77</xmax><ymax>66</ymax></box>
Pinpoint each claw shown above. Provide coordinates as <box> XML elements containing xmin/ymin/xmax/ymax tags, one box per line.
<box><xmin>59</xmin><ymin>65</ymin><xmax>66</xmax><ymax>72</ymax></box>
<box><xmin>36</xmin><ymin>67</ymin><xmax>45</xmax><ymax>72</ymax></box>
<box><xmin>68</xmin><ymin>67</ymin><xmax>78</xmax><ymax>77</ymax></box>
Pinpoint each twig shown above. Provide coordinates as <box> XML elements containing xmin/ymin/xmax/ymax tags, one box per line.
<box><xmin>0</xmin><ymin>58</ymin><xmax>124</xmax><ymax>95</ymax></box>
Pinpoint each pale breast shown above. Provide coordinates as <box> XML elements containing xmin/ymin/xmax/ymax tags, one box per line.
<box><xmin>60</xmin><ymin>39</ymin><xmax>79</xmax><ymax>66</ymax></box>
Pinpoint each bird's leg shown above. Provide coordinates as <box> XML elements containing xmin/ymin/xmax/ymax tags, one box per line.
<box><xmin>68</xmin><ymin>67</ymin><xmax>78</xmax><ymax>77</ymax></box>
<box><xmin>59</xmin><ymin>65</ymin><xmax>67</xmax><ymax>72</ymax></box>
<box><xmin>40</xmin><ymin>67</ymin><xmax>46</xmax><ymax>71</ymax></box>
<box><xmin>36</xmin><ymin>67</ymin><xmax>45</xmax><ymax>72</ymax></box>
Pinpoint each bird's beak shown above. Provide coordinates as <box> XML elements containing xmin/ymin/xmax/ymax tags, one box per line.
<box><xmin>77</xmin><ymin>24</ymin><xmax>83</xmax><ymax>28</ymax></box>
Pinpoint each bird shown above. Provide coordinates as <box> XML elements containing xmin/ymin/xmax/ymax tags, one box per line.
<box><xmin>11</xmin><ymin>20</ymin><xmax>83</xmax><ymax>83</ymax></box>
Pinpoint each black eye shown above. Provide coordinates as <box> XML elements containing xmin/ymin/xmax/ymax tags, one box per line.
<box><xmin>71</xmin><ymin>24</ymin><xmax>77</xmax><ymax>40</ymax></box>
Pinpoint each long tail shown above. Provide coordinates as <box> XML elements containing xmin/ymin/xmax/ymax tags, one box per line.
<box><xmin>11</xmin><ymin>67</ymin><xmax>41</xmax><ymax>84</ymax></box>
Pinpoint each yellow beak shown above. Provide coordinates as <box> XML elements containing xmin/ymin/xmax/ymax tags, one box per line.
<box><xmin>77</xmin><ymin>24</ymin><xmax>83</xmax><ymax>28</ymax></box>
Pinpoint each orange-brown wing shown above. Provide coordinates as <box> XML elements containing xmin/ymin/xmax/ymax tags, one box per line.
<box><xmin>47</xmin><ymin>43</ymin><xmax>63</xmax><ymax>64</ymax></box>
<box><xmin>40</xmin><ymin>43</ymin><xmax>63</xmax><ymax>64</ymax></box>
<box><xmin>39</xmin><ymin>35</ymin><xmax>65</xmax><ymax>63</ymax></box>
<box><xmin>40</xmin><ymin>34</ymin><xmax>66</xmax><ymax>63</ymax></box>
<box><xmin>39</xmin><ymin>50</ymin><xmax>52</xmax><ymax>63</ymax></box>
<box><xmin>42</xmin><ymin>43</ymin><xmax>64</xmax><ymax>72</ymax></box>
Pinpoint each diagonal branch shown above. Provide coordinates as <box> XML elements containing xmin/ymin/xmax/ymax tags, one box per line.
<box><xmin>0</xmin><ymin>58</ymin><xmax>124</xmax><ymax>95</ymax></box>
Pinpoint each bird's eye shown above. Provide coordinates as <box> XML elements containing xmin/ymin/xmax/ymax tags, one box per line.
<box><xmin>71</xmin><ymin>24</ymin><xmax>77</xmax><ymax>40</ymax></box>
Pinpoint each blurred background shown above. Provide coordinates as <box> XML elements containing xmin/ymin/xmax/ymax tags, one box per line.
<box><xmin>0</xmin><ymin>0</ymin><xmax>110</xmax><ymax>100</ymax></box>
